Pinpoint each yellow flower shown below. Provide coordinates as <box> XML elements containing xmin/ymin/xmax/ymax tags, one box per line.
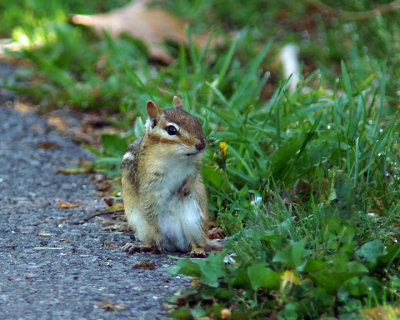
<box><xmin>219</xmin><ymin>142</ymin><xmax>228</xmax><ymax>157</ymax></box>
<box><xmin>280</xmin><ymin>270</ymin><xmax>301</xmax><ymax>290</ymax></box>
<box><xmin>220</xmin><ymin>308</ymin><xmax>231</xmax><ymax>319</ymax></box>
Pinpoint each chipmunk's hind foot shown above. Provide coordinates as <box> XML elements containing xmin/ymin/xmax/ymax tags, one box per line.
<box><xmin>190</xmin><ymin>246</ymin><xmax>208</xmax><ymax>258</ymax></box>
<box><xmin>190</xmin><ymin>239</ymin><xmax>226</xmax><ymax>258</ymax></box>
<box><xmin>121</xmin><ymin>242</ymin><xmax>161</xmax><ymax>254</ymax></box>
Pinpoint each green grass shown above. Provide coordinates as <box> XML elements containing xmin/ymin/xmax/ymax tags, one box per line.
<box><xmin>1</xmin><ymin>0</ymin><xmax>399</xmax><ymax>319</ymax></box>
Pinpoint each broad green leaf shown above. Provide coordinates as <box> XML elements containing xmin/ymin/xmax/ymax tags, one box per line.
<box><xmin>202</xmin><ymin>166</ymin><xmax>228</xmax><ymax>191</ymax></box>
<box><xmin>305</xmin><ymin>259</ymin><xmax>327</xmax><ymax>273</ymax></box>
<box><xmin>310</xmin><ymin>287</ymin><xmax>334</xmax><ymax>310</ymax></box>
<box><xmin>133</xmin><ymin>116</ymin><xmax>145</xmax><ymax>138</ymax></box>
<box><xmin>260</xmin><ymin>233</ymin><xmax>285</xmax><ymax>249</ymax></box>
<box><xmin>92</xmin><ymin>157</ymin><xmax>121</xmax><ymax>166</ymax></box>
<box><xmin>101</xmin><ymin>133</ymin><xmax>129</xmax><ymax>157</ymax></box>
<box><xmin>193</xmin><ymin>253</ymin><xmax>226</xmax><ymax>288</ymax></box>
<box><xmin>310</xmin><ymin>262</ymin><xmax>368</xmax><ymax>294</ymax></box>
<box><xmin>232</xmin><ymin>268</ymin><xmax>248</xmax><ymax>288</ymax></box>
<box><xmin>269</xmin><ymin>134</ymin><xmax>305</xmax><ymax>178</ymax></box>
<box><xmin>168</xmin><ymin>305</ymin><xmax>191</xmax><ymax>319</ymax></box>
<box><xmin>216</xmin><ymin>288</ymin><xmax>235</xmax><ymax>300</ymax></box>
<box><xmin>378</xmin><ymin>244</ymin><xmax>400</xmax><ymax>265</ymax></box>
<box><xmin>190</xmin><ymin>304</ymin><xmax>206</xmax><ymax>318</ymax></box>
<box><xmin>167</xmin><ymin>258</ymin><xmax>201</xmax><ymax>277</ymax></box>
<box><xmin>247</xmin><ymin>263</ymin><xmax>280</xmax><ymax>290</ymax></box>
<box><xmin>273</xmin><ymin>239</ymin><xmax>313</xmax><ymax>271</ymax></box>
<box><xmin>356</xmin><ymin>240</ymin><xmax>385</xmax><ymax>263</ymax></box>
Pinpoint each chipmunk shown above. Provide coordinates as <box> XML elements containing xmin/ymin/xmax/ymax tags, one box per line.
<box><xmin>120</xmin><ymin>96</ymin><xmax>223</xmax><ymax>255</ymax></box>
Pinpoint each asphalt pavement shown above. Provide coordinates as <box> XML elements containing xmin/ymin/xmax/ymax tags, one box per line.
<box><xmin>0</xmin><ymin>72</ymin><xmax>189</xmax><ymax>319</ymax></box>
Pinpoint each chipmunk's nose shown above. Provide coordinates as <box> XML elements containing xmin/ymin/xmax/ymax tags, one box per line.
<box><xmin>195</xmin><ymin>139</ymin><xmax>206</xmax><ymax>151</ymax></box>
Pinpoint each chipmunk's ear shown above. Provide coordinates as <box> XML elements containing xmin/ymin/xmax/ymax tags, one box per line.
<box><xmin>146</xmin><ymin>101</ymin><xmax>163</xmax><ymax>119</ymax></box>
<box><xmin>173</xmin><ymin>96</ymin><xmax>184</xmax><ymax>109</ymax></box>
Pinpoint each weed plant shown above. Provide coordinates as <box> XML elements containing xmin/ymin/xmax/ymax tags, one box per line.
<box><xmin>1</xmin><ymin>0</ymin><xmax>399</xmax><ymax>318</ymax></box>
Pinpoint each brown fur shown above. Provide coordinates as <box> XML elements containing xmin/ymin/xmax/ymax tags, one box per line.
<box><xmin>121</xmin><ymin>97</ymin><xmax>221</xmax><ymax>254</ymax></box>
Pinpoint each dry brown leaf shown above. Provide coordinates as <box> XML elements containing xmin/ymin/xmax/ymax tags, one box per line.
<box><xmin>100</xmin><ymin>202</ymin><xmax>124</xmax><ymax>213</ymax></box>
<box><xmin>207</xmin><ymin>227</ymin><xmax>224</xmax><ymax>240</ymax></box>
<box><xmin>104</xmin><ymin>243</ymin><xmax>118</xmax><ymax>248</ymax></box>
<box><xmin>103</xmin><ymin>198</ymin><xmax>114</xmax><ymax>207</ymax></box>
<box><xmin>48</xmin><ymin>115</ymin><xmax>68</xmax><ymax>132</ymax></box>
<box><xmin>59</xmin><ymin>202</ymin><xmax>79</xmax><ymax>209</ymax></box>
<box><xmin>81</xmin><ymin>115</ymin><xmax>112</xmax><ymax>133</ymax></box>
<box><xmin>98</xmin><ymin>299</ymin><xmax>125</xmax><ymax>312</ymax></box>
<box><xmin>36</xmin><ymin>141</ymin><xmax>61</xmax><ymax>150</ymax></box>
<box><xmin>14</xmin><ymin>101</ymin><xmax>35</xmax><ymax>113</ymax></box>
<box><xmin>89</xmin><ymin>174</ymin><xmax>114</xmax><ymax>194</ymax></box>
<box><xmin>59</xmin><ymin>238</ymin><xmax>71</xmax><ymax>243</ymax></box>
<box><xmin>112</xmin><ymin>213</ymin><xmax>127</xmax><ymax>221</ymax></box>
<box><xmin>132</xmin><ymin>260</ymin><xmax>156</xmax><ymax>270</ymax></box>
<box><xmin>37</xmin><ymin>232</ymin><xmax>53</xmax><ymax>237</ymax></box>
<box><xmin>96</xmin><ymin>216</ymin><xmax>130</xmax><ymax>231</ymax></box>
<box><xmin>69</xmin><ymin>0</ymin><xmax>223</xmax><ymax>64</ymax></box>
<box><xmin>57</xmin><ymin>167</ymin><xmax>93</xmax><ymax>174</ymax></box>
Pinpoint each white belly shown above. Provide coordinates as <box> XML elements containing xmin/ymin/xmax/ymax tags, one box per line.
<box><xmin>157</xmin><ymin>194</ymin><xmax>204</xmax><ymax>252</ymax></box>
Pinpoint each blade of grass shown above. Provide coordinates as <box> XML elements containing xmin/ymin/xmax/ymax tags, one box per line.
<box><xmin>227</xmin><ymin>143</ymin><xmax>257</xmax><ymax>182</ymax></box>
<box><xmin>215</xmin><ymin>29</ymin><xmax>246</xmax><ymax>87</ymax></box>
<box><xmin>341</xmin><ymin>61</ymin><xmax>354</xmax><ymax>140</ymax></box>
<box><xmin>373</xmin><ymin>64</ymin><xmax>386</xmax><ymax>137</ymax></box>
<box><xmin>230</xmin><ymin>40</ymin><xmax>272</xmax><ymax>107</ymax></box>
<box><xmin>353</xmin><ymin>137</ymin><xmax>360</xmax><ymax>188</ymax></box>
<box><xmin>22</xmin><ymin>50</ymin><xmax>74</xmax><ymax>87</ymax></box>
<box><xmin>348</xmin><ymin>94</ymin><xmax>364</xmax><ymax>140</ymax></box>
<box><xmin>186</xmin><ymin>26</ymin><xmax>198</xmax><ymax>73</ymax></box>
<box><xmin>102</xmin><ymin>31</ymin><xmax>155</xmax><ymax>100</ymax></box>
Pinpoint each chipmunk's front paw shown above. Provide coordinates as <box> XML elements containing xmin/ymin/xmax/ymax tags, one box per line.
<box><xmin>121</xmin><ymin>242</ymin><xmax>160</xmax><ymax>254</ymax></box>
<box><xmin>190</xmin><ymin>246</ymin><xmax>208</xmax><ymax>258</ymax></box>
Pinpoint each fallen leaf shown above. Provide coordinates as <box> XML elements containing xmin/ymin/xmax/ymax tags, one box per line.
<box><xmin>59</xmin><ymin>238</ymin><xmax>71</xmax><ymax>243</ymax></box>
<box><xmin>207</xmin><ymin>227</ymin><xmax>224</xmax><ymax>240</ymax></box>
<box><xmin>103</xmin><ymin>198</ymin><xmax>114</xmax><ymax>207</ymax></box>
<box><xmin>36</xmin><ymin>141</ymin><xmax>61</xmax><ymax>150</ymax></box>
<box><xmin>37</xmin><ymin>232</ymin><xmax>53</xmax><ymax>237</ymax></box>
<box><xmin>95</xmin><ymin>180</ymin><xmax>112</xmax><ymax>192</ymax></box>
<box><xmin>89</xmin><ymin>174</ymin><xmax>113</xmax><ymax>193</ymax></box>
<box><xmin>98</xmin><ymin>299</ymin><xmax>125</xmax><ymax>312</ymax></box>
<box><xmin>69</xmin><ymin>0</ymin><xmax>224</xmax><ymax>64</ymax></box>
<box><xmin>100</xmin><ymin>202</ymin><xmax>124</xmax><ymax>213</ymax></box>
<box><xmin>59</xmin><ymin>202</ymin><xmax>79</xmax><ymax>209</ymax></box>
<box><xmin>112</xmin><ymin>213</ymin><xmax>127</xmax><ymax>221</ymax></box>
<box><xmin>104</xmin><ymin>243</ymin><xmax>118</xmax><ymax>247</ymax></box>
<box><xmin>14</xmin><ymin>101</ymin><xmax>35</xmax><ymax>113</ymax></box>
<box><xmin>81</xmin><ymin>115</ymin><xmax>112</xmax><ymax>133</ymax></box>
<box><xmin>57</xmin><ymin>167</ymin><xmax>93</xmax><ymax>174</ymax></box>
<box><xmin>47</xmin><ymin>115</ymin><xmax>68</xmax><ymax>132</ymax></box>
<box><xmin>96</xmin><ymin>216</ymin><xmax>130</xmax><ymax>231</ymax></box>
<box><xmin>7</xmin><ymin>278</ymin><xmax>14</xmax><ymax>281</ymax></box>
<box><xmin>132</xmin><ymin>261</ymin><xmax>156</xmax><ymax>270</ymax></box>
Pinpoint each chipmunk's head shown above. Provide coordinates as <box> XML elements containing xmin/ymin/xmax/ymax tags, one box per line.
<box><xmin>144</xmin><ymin>96</ymin><xmax>206</xmax><ymax>158</ymax></box>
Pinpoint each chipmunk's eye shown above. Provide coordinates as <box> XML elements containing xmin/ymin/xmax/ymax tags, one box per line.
<box><xmin>166</xmin><ymin>125</ymin><xmax>178</xmax><ymax>136</ymax></box>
